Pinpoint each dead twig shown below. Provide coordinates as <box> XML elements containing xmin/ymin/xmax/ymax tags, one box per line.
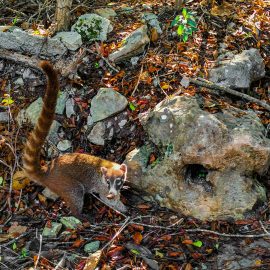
<box><xmin>102</xmin><ymin>216</ymin><xmax>131</xmax><ymax>251</ymax></box>
<box><xmin>131</xmin><ymin>64</ymin><xmax>144</xmax><ymax>96</ymax></box>
<box><xmin>185</xmin><ymin>228</ymin><xmax>270</xmax><ymax>238</ymax></box>
<box><xmin>259</xmin><ymin>220</ymin><xmax>270</xmax><ymax>235</ymax></box>
<box><xmin>34</xmin><ymin>234</ymin><xmax>43</xmax><ymax>270</ymax></box>
<box><xmin>190</xmin><ymin>77</ymin><xmax>270</xmax><ymax>111</ymax></box>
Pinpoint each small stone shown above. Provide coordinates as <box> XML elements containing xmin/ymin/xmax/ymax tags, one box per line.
<box><xmin>142</xmin><ymin>4</ymin><xmax>152</xmax><ymax>10</ymax></box>
<box><xmin>57</xmin><ymin>140</ymin><xmax>72</xmax><ymax>152</ymax></box>
<box><xmin>23</xmin><ymin>68</ymin><xmax>37</xmax><ymax>80</ymax></box>
<box><xmin>65</xmin><ymin>97</ymin><xmax>75</xmax><ymax>118</ymax></box>
<box><xmin>108</xmin><ymin>128</ymin><xmax>114</xmax><ymax>139</ymax></box>
<box><xmin>160</xmin><ymin>114</ymin><xmax>167</xmax><ymax>122</ymax></box>
<box><xmin>14</xmin><ymin>77</ymin><xmax>24</xmax><ymax>86</ymax></box>
<box><xmin>42</xmin><ymin>187</ymin><xmax>59</xmax><ymax>201</ymax></box>
<box><xmin>90</xmin><ymin>88</ymin><xmax>128</xmax><ymax>122</ymax></box>
<box><xmin>131</xmin><ymin>56</ymin><xmax>140</xmax><ymax>66</ymax></box>
<box><xmin>60</xmin><ymin>216</ymin><xmax>82</xmax><ymax>229</ymax></box>
<box><xmin>180</xmin><ymin>76</ymin><xmax>190</xmax><ymax>88</ymax></box>
<box><xmin>42</xmin><ymin>222</ymin><xmax>62</xmax><ymax>238</ymax></box>
<box><xmin>0</xmin><ymin>112</ymin><xmax>9</xmax><ymax>123</ymax></box>
<box><xmin>87</xmin><ymin>122</ymin><xmax>105</xmax><ymax>145</ymax></box>
<box><xmin>54</xmin><ymin>31</ymin><xmax>82</xmax><ymax>51</ymax></box>
<box><xmin>87</xmin><ymin>115</ymin><xmax>94</xmax><ymax>126</ymax></box>
<box><xmin>84</xmin><ymin>241</ymin><xmax>100</xmax><ymax>253</ymax></box>
<box><xmin>94</xmin><ymin>8</ymin><xmax>117</xmax><ymax>19</ymax></box>
<box><xmin>118</xmin><ymin>119</ymin><xmax>127</xmax><ymax>128</ymax></box>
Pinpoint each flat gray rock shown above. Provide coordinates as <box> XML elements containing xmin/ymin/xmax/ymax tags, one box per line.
<box><xmin>209</xmin><ymin>48</ymin><xmax>265</xmax><ymax>89</ymax></box>
<box><xmin>90</xmin><ymin>88</ymin><xmax>128</xmax><ymax>122</ymax></box>
<box><xmin>54</xmin><ymin>31</ymin><xmax>82</xmax><ymax>51</ymax></box>
<box><xmin>0</xmin><ymin>29</ymin><xmax>67</xmax><ymax>57</ymax></box>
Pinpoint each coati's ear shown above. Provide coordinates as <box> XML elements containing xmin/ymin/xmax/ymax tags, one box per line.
<box><xmin>119</xmin><ymin>164</ymin><xmax>127</xmax><ymax>173</ymax></box>
<box><xmin>101</xmin><ymin>167</ymin><xmax>108</xmax><ymax>175</ymax></box>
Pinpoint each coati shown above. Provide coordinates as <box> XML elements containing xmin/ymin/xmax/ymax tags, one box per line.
<box><xmin>23</xmin><ymin>61</ymin><xmax>127</xmax><ymax>217</ymax></box>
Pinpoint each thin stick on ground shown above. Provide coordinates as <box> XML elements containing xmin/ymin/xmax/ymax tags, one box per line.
<box><xmin>34</xmin><ymin>234</ymin><xmax>43</xmax><ymax>270</ymax></box>
<box><xmin>190</xmin><ymin>77</ymin><xmax>270</xmax><ymax>111</ymax></box>
<box><xmin>102</xmin><ymin>216</ymin><xmax>131</xmax><ymax>251</ymax></box>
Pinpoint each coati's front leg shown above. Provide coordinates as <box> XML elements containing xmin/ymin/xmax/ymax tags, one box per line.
<box><xmin>62</xmin><ymin>183</ymin><xmax>85</xmax><ymax>218</ymax></box>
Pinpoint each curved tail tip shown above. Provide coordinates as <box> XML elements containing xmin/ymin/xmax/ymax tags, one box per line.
<box><xmin>39</xmin><ymin>60</ymin><xmax>54</xmax><ymax>73</ymax></box>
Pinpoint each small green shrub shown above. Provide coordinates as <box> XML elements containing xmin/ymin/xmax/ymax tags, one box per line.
<box><xmin>171</xmin><ymin>8</ymin><xmax>197</xmax><ymax>42</ymax></box>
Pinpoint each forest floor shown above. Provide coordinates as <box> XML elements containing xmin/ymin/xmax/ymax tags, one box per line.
<box><xmin>0</xmin><ymin>0</ymin><xmax>270</xmax><ymax>269</ymax></box>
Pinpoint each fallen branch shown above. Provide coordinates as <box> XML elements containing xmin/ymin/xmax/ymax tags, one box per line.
<box><xmin>190</xmin><ymin>77</ymin><xmax>270</xmax><ymax>111</ymax></box>
<box><xmin>0</xmin><ymin>49</ymin><xmax>40</xmax><ymax>71</ymax></box>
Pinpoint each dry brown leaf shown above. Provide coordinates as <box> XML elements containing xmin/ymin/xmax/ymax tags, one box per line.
<box><xmin>8</xmin><ymin>222</ymin><xmax>28</xmax><ymax>237</ymax></box>
<box><xmin>12</xmin><ymin>170</ymin><xmax>30</xmax><ymax>190</ymax></box>
<box><xmin>210</xmin><ymin>1</ymin><xmax>234</xmax><ymax>17</ymax></box>
<box><xmin>182</xmin><ymin>239</ymin><xmax>193</xmax><ymax>245</ymax></box>
<box><xmin>184</xmin><ymin>263</ymin><xmax>193</xmax><ymax>270</ymax></box>
<box><xmin>133</xmin><ymin>232</ymin><xmax>143</xmax><ymax>245</ymax></box>
<box><xmin>83</xmin><ymin>250</ymin><xmax>102</xmax><ymax>270</ymax></box>
<box><xmin>150</xmin><ymin>28</ymin><xmax>159</xmax><ymax>43</ymax></box>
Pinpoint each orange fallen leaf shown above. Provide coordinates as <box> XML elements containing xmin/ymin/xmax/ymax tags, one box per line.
<box><xmin>182</xmin><ymin>239</ymin><xmax>193</xmax><ymax>245</ymax></box>
<box><xmin>72</xmin><ymin>238</ymin><xmax>85</xmax><ymax>248</ymax></box>
<box><xmin>137</xmin><ymin>204</ymin><xmax>151</xmax><ymax>209</ymax></box>
<box><xmin>133</xmin><ymin>232</ymin><xmax>143</xmax><ymax>245</ymax></box>
<box><xmin>168</xmin><ymin>251</ymin><xmax>184</xmax><ymax>257</ymax></box>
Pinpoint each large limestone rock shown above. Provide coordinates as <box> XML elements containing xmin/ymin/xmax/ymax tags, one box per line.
<box><xmin>0</xmin><ymin>29</ymin><xmax>67</xmax><ymax>57</ymax></box>
<box><xmin>209</xmin><ymin>48</ymin><xmax>265</xmax><ymax>89</ymax></box>
<box><xmin>125</xmin><ymin>96</ymin><xmax>270</xmax><ymax>220</ymax></box>
<box><xmin>109</xmin><ymin>25</ymin><xmax>150</xmax><ymax>63</ymax></box>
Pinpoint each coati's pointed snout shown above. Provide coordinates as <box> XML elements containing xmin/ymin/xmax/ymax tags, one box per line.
<box><xmin>107</xmin><ymin>193</ymin><xmax>116</xmax><ymax>200</ymax></box>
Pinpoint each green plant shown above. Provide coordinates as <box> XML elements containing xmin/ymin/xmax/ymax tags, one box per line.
<box><xmin>12</xmin><ymin>16</ymin><xmax>18</xmax><ymax>26</ymax></box>
<box><xmin>20</xmin><ymin>248</ymin><xmax>29</xmax><ymax>258</ymax></box>
<box><xmin>171</xmin><ymin>8</ymin><xmax>197</xmax><ymax>42</ymax></box>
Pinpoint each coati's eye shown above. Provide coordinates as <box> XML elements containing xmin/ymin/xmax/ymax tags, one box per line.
<box><xmin>115</xmin><ymin>179</ymin><xmax>123</xmax><ymax>186</ymax></box>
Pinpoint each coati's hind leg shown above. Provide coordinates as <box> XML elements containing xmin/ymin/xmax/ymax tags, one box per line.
<box><xmin>62</xmin><ymin>183</ymin><xmax>85</xmax><ymax>218</ymax></box>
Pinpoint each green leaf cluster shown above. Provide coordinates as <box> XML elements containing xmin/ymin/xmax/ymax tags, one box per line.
<box><xmin>171</xmin><ymin>8</ymin><xmax>198</xmax><ymax>42</ymax></box>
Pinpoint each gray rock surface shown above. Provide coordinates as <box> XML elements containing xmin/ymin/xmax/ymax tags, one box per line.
<box><xmin>72</xmin><ymin>14</ymin><xmax>113</xmax><ymax>42</ymax></box>
<box><xmin>57</xmin><ymin>140</ymin><xmax>72</xmax><ymax>152</ymax></box>
<box><xmin>90</xmin><ymin>88</ymin><xmax>128</xmax><ymax>122</ymax></box>
<box><xmin>60</xmin><ymin>216</ymin><xmax>82</xmax><ymax>229</ymax></box>
<box><xmin>42</xmin><ymin>222</ymin><xmax>62</xmax><ymax>238</ymax></box>
<box><xmin>0</xmin><ymin>112</ymin><xmax>9</xmax><ymax>123</ymax></box>
<box><xmin>141</xmin><ymin>13</ymin><xmax>162</xmax><ymax>34</ymax></box>
<box><xmin>94</xmin><ymin>8</ymin><xmax>117</xmax><ymax>19</ymax></box>
<box><xmin>217</xmin><ymin>240</ymin><xmax>270</xmax><ymax>269</ymax></box>
<box><xmin>209</xmin><ymin>48</ymin><xmax>265</xmax><ymax>89</ymax></box>
<box><xmin>0</xmin><ymin>29</ymin><xmax>67</xmax><ymax>57</ymax></box>
<box><xmin>84</xmin><ymin>241</ymin><xmax>100</xmax><ymax>253</ymax></box>
<box><xmin>125</xmin><ymin>96</ymin><xmax>270</xmax><ymax>220</ymax></box>
<box><xmin>16</xmin><ymin>92</ymin><xmax>67</xmax><ymax>126</ymax></box>
<box><xmin>87</xmin><ymin>122</ymin><xmax>106</xmax><ymax>145</ymax></box>
<box><xmin>109</xmin><ymin>25</ymin><xmax>150</xmax><ymax>63</ymax></box>
<box><xmin>54</xmin><ymin>31</ymin><xmax>82</xmax><ymax>51</ymax></box>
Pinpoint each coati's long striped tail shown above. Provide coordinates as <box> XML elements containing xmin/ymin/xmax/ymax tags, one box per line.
<box><xmin>23</xmin><ymin>61</ymin><xmax>59</xmax><ymax>181</ymax></box>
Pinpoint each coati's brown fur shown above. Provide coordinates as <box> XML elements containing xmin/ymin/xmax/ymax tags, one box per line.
<box><xmin>23</xmin><ymin>61</ymin><xmax>127</xmax><ymax>217</ymax></box>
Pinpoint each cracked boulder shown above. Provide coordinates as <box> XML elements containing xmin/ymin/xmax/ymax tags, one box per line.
<box><xmin>209</xmin><ymin>48</ymin><xmax>265</xmax><ymax>89</ymax></box>
<box><xmin>125</xmin><ymin>96</ymin><xmax>270</xmax><ymax>220</ymax></box>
